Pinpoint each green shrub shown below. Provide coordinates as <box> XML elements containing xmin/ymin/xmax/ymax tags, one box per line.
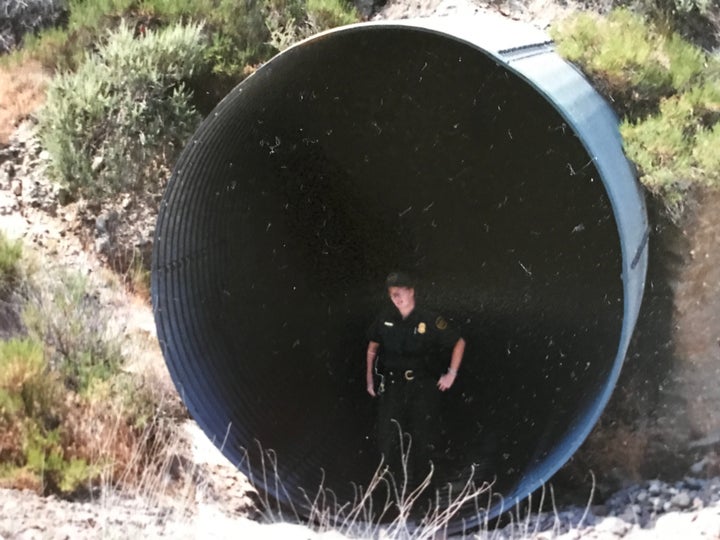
<box><xmin>552</xmin><ymin>8</ymin><xmax>720</xmax><ymax>218</ymax></box>
<box><xmin>16</xmin><ymin>27</ymin><xmax>76</xmax><ymax>72</ymax></box>
<box><xmin>0</xmin><ymin>338</ymin><xmax>52</xmax><ymax>420</ymax></box>
<box><xmin>39</xmin><ymin>21</ymin><xmax>208</xmax><ymax>199</ymax></box>
<box><xmin>621</xmin><ymin>82</ymin><xmax>720</xmax><ymax>214</ymax></box>
<box><xmin>23</xmin><ymin>424</ymin><xmax>99</xmax><ymax>494</ymax></box>
<box><xmin>306</xmin><ymin>0</ymin><xmax>358</xmax><ymax>30</ymax></box>
<box><xmin>66</xmin><ymin>0</ymin><xmax>136</xmax><ymax>30</ymax></box>
<box><xmin>10</xmin><ymin>0</ymin><xmax>360</xmax><ymax>90</ymax></box>
<box><xmin>0</xmin><ymin>333</ymin><xmax>171</xmax><ymax>494</ymax></box>
<box><xmin>551</xmin><ymin>9</ymin><xmax>707</xmax><ymax>116</ymax></box>
<box><xmin>0</xmin><ymin>338</ymin><xmax>96</xmax><ymax>495</ymax></box>
<box><xmin>22</xmin><ymin>271</ymin><xmax>125</xmax><ymax>393</ymax></box>
<box><xmin>140</xmin><ymin>0</ymin><xmax>215</xmax><ymax>19</ymax></box>
<box><xmin>265</xmin><ymin>0</ymin><xmax>358</xmax><ymax>52</ymax></box>
<box><xmin>0</xmin><ymin>231</ymin><xmax>23</xmax><ymax>294</ymax></box>
<box><xmin>141</xmin><ymin>0</ymin><xmax>359</xmax><ymax>76</ymax></box>
<box><xmin>209</xmin><ymin>0</ymin><xmax>271</xmax><ymax>75</ymax></box>
<box><xmin>0</xmin><ymin>248</ymin><xmax>182</xmax><ymax>495</ymax></box>
<box><xmin>14</xmin><ymin>0</ymin><xmax>134</xmax><ymax>71</ymax></box>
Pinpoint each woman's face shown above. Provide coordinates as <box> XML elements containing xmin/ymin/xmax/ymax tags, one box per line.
<box><xmin>388</xmin><ymin>286</ymin><xmax>415</xmax><ymax>312</ymax></box>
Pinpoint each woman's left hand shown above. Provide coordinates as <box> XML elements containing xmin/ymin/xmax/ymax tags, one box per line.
<box><xmin>437</xmin><ymin>371</ymin><xmax>457</xmax><ymax>391</ymax></box>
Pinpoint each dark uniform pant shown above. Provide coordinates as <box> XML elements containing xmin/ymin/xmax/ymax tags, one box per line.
<box><xmin>377</xmin><ymin>370</ymin><xmax>440</xmax><ymax>487</ymax></box>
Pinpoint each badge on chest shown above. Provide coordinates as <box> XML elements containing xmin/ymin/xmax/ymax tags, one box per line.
<box><xmin>417</xmin><ymin>322</ymin><xmax>426</xmax><ymax>334</ymax></box>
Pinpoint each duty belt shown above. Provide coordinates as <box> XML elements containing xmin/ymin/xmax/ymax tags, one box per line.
<box><xmin>386</xmin><ymin>369</ymin><xmax>419</xmax><ymax>381</ymax></box>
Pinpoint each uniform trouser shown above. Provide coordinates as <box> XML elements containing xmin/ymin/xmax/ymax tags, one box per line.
<box><xmin>377</xmin><ymin>372</ymin><xmax>441</xmax><ymax>488</ymax></box>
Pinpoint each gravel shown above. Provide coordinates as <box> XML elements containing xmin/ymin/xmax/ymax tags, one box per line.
<box><xmin>2</xmin><ymin>475</ymin><xmax>720</xmax><ymax>539</ymax></box>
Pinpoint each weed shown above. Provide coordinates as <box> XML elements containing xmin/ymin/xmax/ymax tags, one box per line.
<box><xmin>115</xmin><ymin>248</ymin><xmax>152</xmax><ymax>301</ymax></box>
<box><xmin>22</xmin><ymin>270</ymin><xmax>124</xmax><ymax>393</ymax></box>
<box><xmin>0</xmin><ymin>231</ymin><xmax>23</xmax><ymax>294</ymax></box>
<box><xmin>237</xmin><ymin>431</ymin><xmax>495</xmax><ymax>539</ymax></box>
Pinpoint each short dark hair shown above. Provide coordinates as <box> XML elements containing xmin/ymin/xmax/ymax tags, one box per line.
<box><xmin>385</xmin><ymin>271</ymin><xmax>414</xmax><ymax>289</ymax></box>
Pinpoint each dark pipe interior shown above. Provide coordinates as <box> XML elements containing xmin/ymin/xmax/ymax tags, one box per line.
<box><xmin>153</xmin><ymin>26</ymin><xmax>624</xmax><ymax>526</ymax></box>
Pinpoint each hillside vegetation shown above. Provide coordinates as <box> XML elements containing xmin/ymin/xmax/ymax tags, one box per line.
<box><xmin>0</xmin><ymin>0</ymin><xmax>359</xmax><ymax>499</ymax></box>
<box><xmin>552</xmin><ymin>7</ymin><xmax>720</xmax><ymax>219</ymax></box>
<box><xmin>0</xmin><ymin>230</ymin><xmax>185</xmax><ymax>495</ymax></box>
<box><xmin>0</xmin><ymin>0</ymin><xmax>719</xmax><ymax>505</ymax></box>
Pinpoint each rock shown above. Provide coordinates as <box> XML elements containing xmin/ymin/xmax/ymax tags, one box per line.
<box><xmin>95</xmin><ymin>236</ymin><xmax>111</xmax><ymax>255</ymax></box>
<box><xmin>0</xmin><ymin>147</ymin><xmax>15</xmax><ymax>164</ymax></box>
<box><xmin>595</xmin><ymin>516</ymin><xmax>629</xmax><ymax>536</ymax></box>
<box><xmin>648</xmin><ymin>480</ymin><xmax>662</xmax><ymax>496</ymax></box>
<box><xmin>11</xmin><ymin>179</ymin><xmax>22</xmax><ymax>196</ymax></box>
<box><xmin>0</xmin><ymin>190</ymin><xmax>19</xmax><ymax>213</ymax></box>
<box><xmin>24</xmin><ymin>180</ymin><xmax>56</xmax><ymax>212</ymax></box>
<box><xmin>62</xmin><ymin>205</ymin><xmax>78</xmax><ymax>224</ymax></box>
<box><xmin>653</xmin><ymin>510</ymin><xmax>720</xmax><ymax>540</ymax></box>
<box><xmin>683</xmin><ymin>476</ymin><xmax>705</xmax><ymax>490</ymax></box>
<box><xmin>671</xmin><ymin>492</ymin><xmax>692</xmax><ymax>509</ymax></box>
<box><xmin>9</xmin><ymin>120</ymin><xmax>37</xmax><ymax>147</ymax></box>
<box><xmin>0</xmin><ymin>161</ymin><xmax>16</xmax><ymax>185</ymax></box>
<box><xmin>95</xmin><ymin>211</ymin><xmax>118</xmax><ymax>235</ymax></box>
<box><xmin>619</xmin><ymin>506</ymin><xmax>637</xmax><ymax>523</ymax></box>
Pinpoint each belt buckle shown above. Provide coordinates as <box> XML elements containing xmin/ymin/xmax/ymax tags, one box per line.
<box><xmin>404</xmin><ymin>369</ymin><xmax>415</xmax><ymax>381</ymax></box>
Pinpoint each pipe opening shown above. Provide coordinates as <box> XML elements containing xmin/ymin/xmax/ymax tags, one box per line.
<box><xmin>153</xmin><ymin>21</ymin><xmax>645</xmax><ymax>530</ymax></box>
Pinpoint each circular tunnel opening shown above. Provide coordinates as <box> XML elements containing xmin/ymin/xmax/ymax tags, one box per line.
<box><xmin>153</xmin><ymin>21</ymin><xmax>647</xmax><ymax>530</ymax></box>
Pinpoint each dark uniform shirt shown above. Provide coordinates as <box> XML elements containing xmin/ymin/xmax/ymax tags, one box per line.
<box><xmin>368</xmin><ymin>307</ymin><xmax>461</xmax><ymax>376</ymax></box>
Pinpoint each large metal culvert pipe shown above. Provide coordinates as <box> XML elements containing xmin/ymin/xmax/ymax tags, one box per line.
<box><xmin>152</xmin><ymin>14</ymin><xmax>648</xmax><ymax>531</ymax></box>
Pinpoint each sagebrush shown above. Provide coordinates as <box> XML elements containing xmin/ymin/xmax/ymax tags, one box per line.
<box><xmin>39</xmin><ymin>22</ymin><xmax>208</xmax><ymax>199</ymax></box>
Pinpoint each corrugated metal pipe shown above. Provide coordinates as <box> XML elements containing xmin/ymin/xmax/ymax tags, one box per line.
<box><xmin>152</xmin><ymin>14</ymin><xmax>649</xmax><ymax>532</ymax></box>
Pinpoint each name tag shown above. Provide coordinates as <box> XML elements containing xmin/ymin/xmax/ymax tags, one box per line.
<box><xmin>383</xmin><ymin>321</ymin><xmax>394</xmax><ymax>327</ymax></box>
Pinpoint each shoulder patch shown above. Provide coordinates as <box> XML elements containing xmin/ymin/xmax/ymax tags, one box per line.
<box><xmin>435</xmin><ymin>316</ymin><xmax>448</xmax><ymax>330</ymax></box>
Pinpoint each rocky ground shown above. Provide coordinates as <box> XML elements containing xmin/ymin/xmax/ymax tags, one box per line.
<box><xmin>2</xmin><ymin>88</ymin><xmax>720</xmax><ymax>540</ymax></box>
<box><xmin>2</xmin><ymin>446</ymin><xmax>720</xmax><ymax>539</ymax></box>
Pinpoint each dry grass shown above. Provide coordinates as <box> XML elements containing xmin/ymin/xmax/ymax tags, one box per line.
<box><xmin>240</xmin><ymin>433</ymin><xmax>497</xmax><ymax>539</ymax></box>
<box><xmin>240</xmin><ymin>442</ymin><xmax>599</xmax><ymax>540</ymax></box>
<box><xmin>0</xmin><ymin>235</ymin><xmax>187</xmax><ymax>497</ymax></box>
<box><xmin>0</xmin><ymin>59</ymin><xmax>49</xmax><ymax>145</ymax></box>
